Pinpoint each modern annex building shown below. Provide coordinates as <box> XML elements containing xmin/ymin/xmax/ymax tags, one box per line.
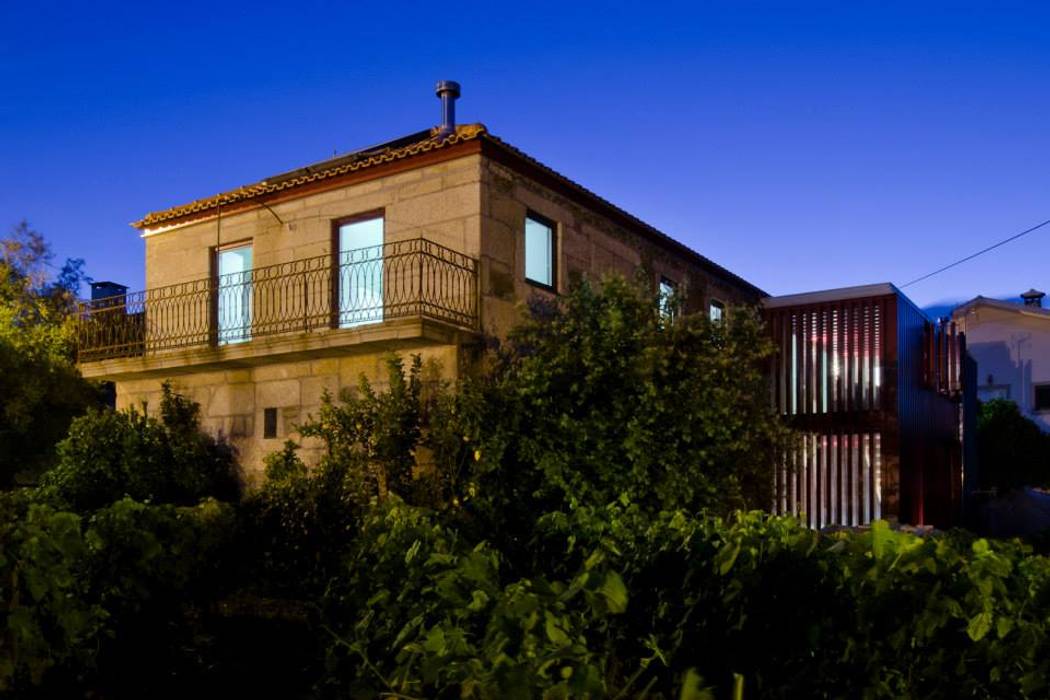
<box><xmin>764</xmin><ymin>284</ymin><xmax>975</xmax><ymax>529</ymax></box>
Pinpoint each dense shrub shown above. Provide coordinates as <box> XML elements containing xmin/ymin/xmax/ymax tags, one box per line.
<box><xmin>0</xmin><ymin>491</ymin><xmax>102</xmax><ymax>692</ymax></box>
<box><xmin>0</xmin><ymin>492</ymin><xmax>237</xmax><ymax>694</ymax></box>
<box><xmin>239</xmin><ymin>441</ymin><xmax>364</xmax><ymax>596</ymax></box>
<box><xmin>39</xmin><ymin>382</ymin><xmax>241</xmax><ymax>512</ymax></box>
<box><xmin>464</xmin><ymin>277</ymin><xmax>792</xmax><ymax>547</ymax></box>
<box><xmin>320</xmin><ymin>499</ymin><xmax>630</xmax><ymax>699</ymax></box>
<box><xmin>977</xmin><ymin>398</ymin><xmax>1050</xmax><ymax>491</ymax></box>
<box><xmin>318</xmin><ymin>502</ymin><xmax>1050</xmax><ymax>699</ymax></box>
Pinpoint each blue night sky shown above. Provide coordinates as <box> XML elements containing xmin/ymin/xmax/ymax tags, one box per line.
<box><xmin>2</xmin><ymin>1</ymin><xmax>1048</xmax><ymax>310</ymax></box>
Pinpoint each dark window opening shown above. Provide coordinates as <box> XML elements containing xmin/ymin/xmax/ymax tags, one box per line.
<box><xmin>1035</xmin><ymin>384</ymin><xmax>1050</xmax><ymax>412</ymax></box>
<box><xmin>264</xmin><ymin>407</ymin><xmax>278</xmax><ymax>439</ymax></box>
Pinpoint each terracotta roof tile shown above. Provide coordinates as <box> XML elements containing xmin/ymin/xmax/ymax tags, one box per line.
<box><xmin>133</xmin><ymin>122</ymin><xmax>764</xmax><ymax>296</ymax></box>
<box><xmin>134</xmin><ymin>124</ymin><xmax>487</xmax><ymax>229</ymax></box>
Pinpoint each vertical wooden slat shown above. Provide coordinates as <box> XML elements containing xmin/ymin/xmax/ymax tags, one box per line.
<box><xmin>816</xmin><ymin>308</ymin><xmax>824</xmax><ymax>414</ymax></box>
<box><xmin>873</xmin><ymin>433</ymin><xmax>882</xmax><ymax>520</ymax></box>
<box><xmin>841</xmin><ymin>303</ymin><xmax>850</xmax><ymax>412</ymax></box>
<box><xmin>865</xmin><ymin>432</ymin><xmax>873</xmax><ymax>524</ymax></box>
<box><xmin>815</xmin><ymin>433</ymin><xmax>823</xmax><ymax>527</ymax></box>
<box><xmin>795</xmin><ymin>313</ymin><xmax>803</xmax><ymax>416</ymax></box>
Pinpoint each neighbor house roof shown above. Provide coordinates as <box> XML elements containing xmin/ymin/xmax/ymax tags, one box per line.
<box><xmin>133</xmin><ymin>123</ymin><xmax>765</xmax><ymax>297</ymax></box>
<box><xmin>952</xmin><ymin>296</ymin><xmax>1050</xmax><ymax>321</ymax></box>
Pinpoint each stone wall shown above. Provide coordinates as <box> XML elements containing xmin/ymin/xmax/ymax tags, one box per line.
<box><xmin>115</xmin><ymin>344</ymin><xmax>460</xmax><ymax>484</ymax></box>
<box><xmin>476</xmin><ymin>157</ymin><xmax>759</xmax><ymax>338</ymax></box>
<box><xmin>121</xmin><ymin>143</ymin><xmax>762</xmax><ymax>478</ymax></box>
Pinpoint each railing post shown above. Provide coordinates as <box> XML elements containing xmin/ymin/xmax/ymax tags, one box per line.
<box><xmin>302</xmin><ymin>268</ymin><xmax>309</xmax><ymax>333</ymax></box>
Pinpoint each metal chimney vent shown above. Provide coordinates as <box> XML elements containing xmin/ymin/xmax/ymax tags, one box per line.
<box><xmin>435</xmin><ymin>80</ymin><xmax>461</xmax><ymax>138</ymax></box>
<box><xmin>1021</xmin><ymin>288</ymin><xmax>1046</xmax><ymax>307</ymax></box>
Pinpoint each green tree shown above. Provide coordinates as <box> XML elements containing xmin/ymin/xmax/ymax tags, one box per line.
<box><xmin>468</xmin><ymin>276</ymin><xmax>792</xmax><ymax>526</ymax></box>
<box><xmin>977</xmin><ymin>398</ymin><xmax>1050</xmax><ymax>491</ymax></box>
<box><xmin>0</xmin><ymin>221</ymin><xmax>100</xmax><ymax>487</ymax></box>
<box><xmin>39</xmin><ymin>382</ymin><xmax>241</xmax><ymax>512</ymax></box>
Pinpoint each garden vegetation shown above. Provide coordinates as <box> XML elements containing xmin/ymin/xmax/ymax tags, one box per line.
<box><xmin>1</xmin><ymin>262</ymin><xmax>1050</xmax><ymax>698</ymax></box>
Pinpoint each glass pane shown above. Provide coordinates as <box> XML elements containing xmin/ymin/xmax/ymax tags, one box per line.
<box><xmin>525</xmin><ymin>216</ymin><xmax>553</xmax><ymax>286</ymax></box>
<box><xmin>659</xmin><ymin>278</ymin><xmax>677</xmax><ymax>318</ymax></box>
<box><xmin>709</xmin><ymin>301</ymin><xmax>724</xmax><ymax>323</ymax></box>
<box><xmin>338</xmin><ymin>217</ymin><xmax>384</xmax><ymax>328</ymax></box>
<box><xmin>217</xmin><ymin>245</ymin><xmax>252</xmax><ymax>345</ymax></box>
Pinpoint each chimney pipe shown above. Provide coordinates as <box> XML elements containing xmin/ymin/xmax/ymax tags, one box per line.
<box><xmin>1021</xmin><ymin>288</ymin><xmax>1046</xmax><ymax>308</ymax></box>
<box><xmin>435</xmin><ymin>80</ymin><xmax>460</xmax><ymax>138</ymax></box>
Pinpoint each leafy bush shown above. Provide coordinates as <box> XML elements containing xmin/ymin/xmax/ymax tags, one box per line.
<box><xmin>0</xmin><ymin>491</ymin><xmax>103</xmax><ymax>692</ymax></box>
<box><xmin>238</xmin><ymin>441</ymin><xmax>363</xmax><ymax>596</ymax></box>
<box><xmin>977</xmin><ymin>398</ymin><xmax>1050</xmax><ymax>491</ymax></box>
<box><xmin>39</xmin><ymin>382</ymin><xmax>241</xmax><ymax>512</ymax></box>
<box><xmin>0</xmin><ymin>492</ymin><xmax>237</xmax><ymax>694</ymax></box>
<box><xmin>319</xmin><ymin>499</ymin><xmax>630</xmax><ymax>699</ymax></box>
<box><xmin>318</xmin><ymin>502</ymin><xmax>1050</xmax><ymax>699</ymax></box>
<box><xmin>465</xmin><ymin>277</ymin><xmax>792</xmax><ymax>538</ymax></box>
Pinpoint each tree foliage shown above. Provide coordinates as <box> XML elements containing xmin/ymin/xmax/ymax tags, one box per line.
<box><xmin>39</xmin><ymin>382</ymin><xmax>241</xmax><ymax>512</ymax></box>
<box><xmin>977</xmin><ymin>398</ymin><xmax>1050</xmax><ymax>491</ymax></box>
<box><xmin>0</xmin><ymin>221</ymin><xmax>99</xmax><ymax>485</ymax></box>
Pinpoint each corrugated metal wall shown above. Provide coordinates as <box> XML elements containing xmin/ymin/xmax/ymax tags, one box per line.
<box><xmin>767</xmin><ymin>291</ymin><xmax>969</xmax><ymax>528</ymax></box>
<box><xmin>767</xmin><ymin>297</ymin><xmax>892</xmax><ymax>527</ymax></box>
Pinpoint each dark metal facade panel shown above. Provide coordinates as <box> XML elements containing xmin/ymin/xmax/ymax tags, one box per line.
<box><xmin>765</xmin><ymin>289</ymin><xmax>968</xmax><ymax>528</ymax></box>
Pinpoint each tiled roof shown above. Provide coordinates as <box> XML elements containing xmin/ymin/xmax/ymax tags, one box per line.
<box><xmin>134</xmin><ymin>124</ymin><xmax>487</xmax><ymax>229</ymax></box>
<box><xmin>952</xmin><ymin>296</ymin><xmax>1050</xmax><ymax>320</ymax></box>
<box><xmin>133</xmin><ymin>122</ymin><xmax>764</xmax><ymax>296</ymax></box>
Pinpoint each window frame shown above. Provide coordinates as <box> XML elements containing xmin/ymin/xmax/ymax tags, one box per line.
<box><xmin>524</xmin><ymin>211</ymin><xmax>558</xmax><ymax>292</ymax></box>
<box><xmin>213</xmin><ymin>239</ymin><xmax>254</xmax><ymax>346</ymax></box>
<box><xmin>709</xmin><ymin>298</ymin><xmax>726</xmax><ymax>323</ymax></box>
<box><xmin>658</xmin><ymin>276</ymin><xmax>679</xmax><ymax>319</ymax></box>
<box><xmin>330</xmin><ymin>209</ymin><xmax>386</xmax><ymax>328</ymax></box>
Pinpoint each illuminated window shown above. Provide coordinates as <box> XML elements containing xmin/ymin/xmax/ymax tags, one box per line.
<box><xmin>658</xmin><ymin>277</ymin><xmax>678</xmax><ymax>318</ymax></box>
<box><xmin>337</xmin><ymin>216</ymin><xmax>384</xmax><ymax>328</ymax></box>
<box><xmin>709</xmin><ymin>299</ymin><xmax>725</xmax><ymax>323</ymax></box>
<box><xmin>525</xmin><ymin>213</ymin><xmax>555</xmax><ymax>288</ymax></box>
<box><xmin>217</xmin><ymin>243</ymin><xmax>253</xmax><ymax>345</ymax></box>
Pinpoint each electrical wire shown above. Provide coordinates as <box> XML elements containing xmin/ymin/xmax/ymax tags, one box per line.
<box><xmin>901</xmin><ymin>217</ymin><xmax>1050</xmax><ymax>288</ymax></box>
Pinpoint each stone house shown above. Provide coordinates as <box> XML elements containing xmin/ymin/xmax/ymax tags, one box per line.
<box><xmin>952</xmin><ymin>289</ymin><xmax>1050</xmax><ymax>431</ymax></box>
<box><xmin>76</xmin><ymin>82</ymin><xmax>764</xmax><ymax>477</ymax></box>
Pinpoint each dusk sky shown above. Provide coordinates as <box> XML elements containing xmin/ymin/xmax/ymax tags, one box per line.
<box><xmin>2</xmin><ymin>1</ymin><xmax>1048</xmax><ymax>310</ymax></box>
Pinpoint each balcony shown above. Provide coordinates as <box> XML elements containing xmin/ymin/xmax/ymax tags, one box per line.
<box><xmin>76</xmin><ymin>238</ymin><xmax>479</xmax><ymax>378</ymax></box>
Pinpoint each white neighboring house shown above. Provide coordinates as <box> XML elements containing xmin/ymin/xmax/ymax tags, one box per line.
<box><xmin>952</xmin><ymin>289</ymin><xmax>1050</xmax><ymax>431</ymax></box>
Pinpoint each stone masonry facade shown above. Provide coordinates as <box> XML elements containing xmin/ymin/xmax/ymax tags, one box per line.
<box><xmin>81</xmin><ymin>126</ymin><xmax>762</xmax><ymax>481</ymax></box>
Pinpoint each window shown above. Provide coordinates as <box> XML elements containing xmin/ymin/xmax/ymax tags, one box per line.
<box><xmin>337</xmin><ymin>216</ymin><xmax>384</xmax><ymax>327</ymax></box>
<box><xmin>263</xmin><ymin>407</ymin><xmax>278</xmax><ymax>439</ymax></box>
<box><xmin>1035</xmin><ymin>384</ymin><xmax>1050</xmax><ymax>411</ymax></box>
<box><xmin>709</xmin><ymin>299</ymin><xmax>725</xmax><ymax>323</ymax></box>
<box><xmin>525</xmin><ymin>213</ymin><xmax>555</xmax><ymax>288</ymax></box>
<box><xmin>658</xmin><ymin>277</ymin><xmax>678</xmax><ymax>319</ymax></box>
<box><xmin>216</xmin><ymin>243</ymin><xmax>253</xmax><ymax>345</ymax></box>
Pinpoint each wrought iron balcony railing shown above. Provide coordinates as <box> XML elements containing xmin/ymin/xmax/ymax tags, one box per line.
<box><xmin>77</xmin><ymin>238</ymin><xmax>478</xmax><ymax>363</ymax></box>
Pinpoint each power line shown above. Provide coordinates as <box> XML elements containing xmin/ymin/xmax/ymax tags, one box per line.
<box><xmin>901</xmin><ymin>217</ymin><xmax>1050</xmax><ymax>288</ymax></box>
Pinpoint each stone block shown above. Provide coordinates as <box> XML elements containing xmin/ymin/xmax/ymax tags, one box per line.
<box><xmin>256</xmin><ymin>379</ymin><xmax>301</xmax><ymax>408</ymax></box>
<box><xmin>301</xmin><ymin>374</ymin><xmax>339</xmax><ymax>408</ymax></box>
<box><xmin>208</xmin><ymin>384</ymin><xmax>254</xmax><ymax>417</ymax></box>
